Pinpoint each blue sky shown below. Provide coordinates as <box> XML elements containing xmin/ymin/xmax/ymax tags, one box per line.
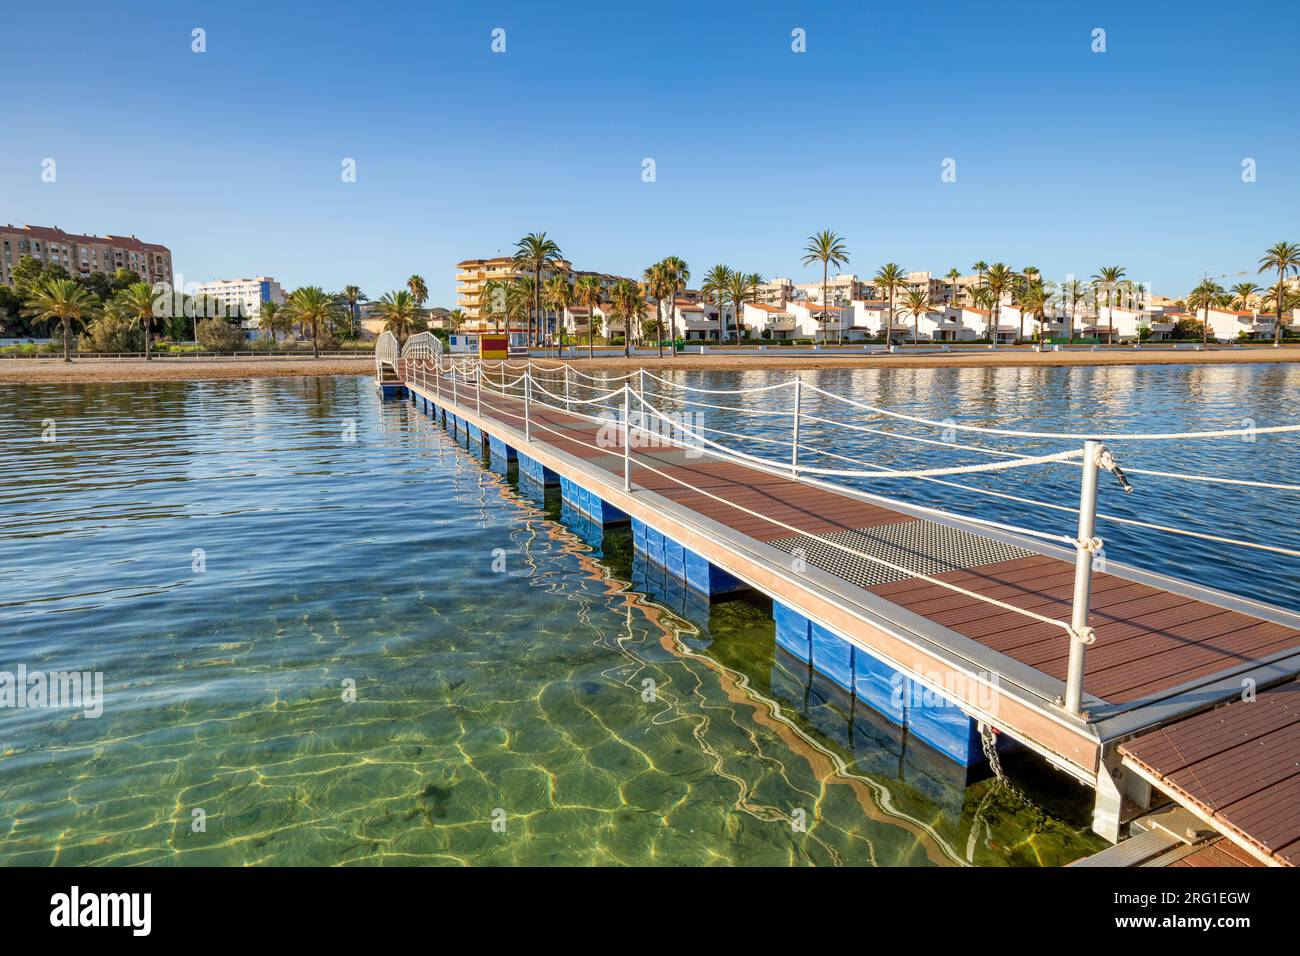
<box><xmin>2</xmin><ymin>0</ymin><xmax>1295</xmax><ymax>304</ymax></box>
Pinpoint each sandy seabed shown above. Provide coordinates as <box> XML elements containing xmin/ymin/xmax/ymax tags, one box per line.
<box><xmin>3</xmin><ymin>347</ymin><xmax>1300</xmax><ymax>384</ymax></box>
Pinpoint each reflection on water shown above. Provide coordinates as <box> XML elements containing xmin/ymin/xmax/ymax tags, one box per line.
<box><xmin>5</xmin><ymin>370</ymin><xmax>1223</xmax><ymax>866</ymax></box>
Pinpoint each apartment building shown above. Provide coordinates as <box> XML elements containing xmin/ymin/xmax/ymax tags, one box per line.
<box><xmin>191</xmin><ymin>276</ymin><xmax>286</xmax><ymax>327</ymax></box>
<box><xmin>793</xmin><ymin>274</ymin><xmax>866</xmax><ymax>306</ymax></box>
<box><xmin>1205</xmin><ymin>307</ymin><xmax>1275</xmax><ymax>342</ymax></box>
<box><xmin>454</xmin><ymin>256</ymin><xmax>635</xmax><ymax>332</ymax></box>
<box><xmin>0</xmin><ymin>224</ymin><xmax>172</xmax><ymax>288</ymax></box>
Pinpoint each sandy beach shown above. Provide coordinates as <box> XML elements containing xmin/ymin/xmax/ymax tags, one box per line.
<box><xmin>0</xmin><ymin>356</ymin><xmax>375</xmax><ymax>384</ymax></box>
<box><xmin>2</xmin><ymin>346</ymin><xmax>1299</xmax><ymax>384</ymax></box>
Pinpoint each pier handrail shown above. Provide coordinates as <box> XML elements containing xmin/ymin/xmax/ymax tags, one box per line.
<box><xmin>375</xmin><ymin>330</ymin><xmax>398</xmax><ymax>379</ymax></box>
<box><xmin>406</xmin><ymin>355</ymin><xmax>1300</xmax><ymax>717</ymax></box>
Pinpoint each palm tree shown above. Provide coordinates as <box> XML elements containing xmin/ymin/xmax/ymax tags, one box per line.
<box><xmin>945</xmin><ymin>267</ymin><xmax>962</xmax><ymax>307</ymax></box>
<box><xmin>370</xmin><ymin>290</ymin><xmax>422</xmax><ymax>345</ymax></box>
<box><xmin>1014</xmin><ymin>280</ymin><xmax>1049</xmax><ymax>343</ymax></box>
<box><xmin>659</xmin><ymin>256</ymin><xmax>690</xmax><ymax>354</ymax></box>
<box><xmin>983</xmin><ymin>263</ymin><xmax>1015</xmax><ymax>346</ymax></box>
<box><xmin>285</xmin><ymin>286</ymin><xmax>346</xmax><ymax>357</ymax></box>
<box><xmin>447</xmin><ymin>308</ymin><xmax>467</xmax><ymax>333</ymax></box>
<box><xmin>542</xmin><ymin>274</ymin><xmax>572</xmax><ymax>355</ymax></box>
<box><xmin>480</xmin><ymin>279</ymin><xmax>506</xmax><ymax>331</ymax></box>
<box><xmin>573</xmin><ymin>274</ymin><xmax>601</xmax><ymax>358</ymax></box>
<box><xmin>801</xmin><ymin>230</ymin><xmax>850</xmax><ymax>345</ymax></box>
<box><xmin>702</xmin><ymin>264</ymin><xmax>733</xmax><ymax>344</ymax></box>
<box><xmin>109</xmin><ymin>281</ymin><xmax>159</xmax><ymax>359</ymax></box>
<box><xmin>970</xmin><ymin>284</ymin><xmax>995</xmax><ymax>340</ymax></box>
<box><xmin>1091</xmin><ymin>265</ymin><xmax>1127</xmax><ymax>344</ymax></box>
<box><xmin>259</xmin><ymin>300</ymin><xmax>282</xmax><ymax>343</ymax></box>
<box><xmin>874</xmin><ymin>263</ymin><xmax>908</xmax><ymax>345</ymax></box>
<box><xmin>972</xmin><ymin>260</ymin><xmax>989</xmax><ymax>284</ymax></box>
<box><xmin>643</xmin><ymin>261</ymin><xmax>671</xmax><ymax>358</ymax></box>
<box><xmin>1258</xmin><ymin>241</ymin><xmax>1300</xmax><ymax>345</ymax></box>
<box><xmin>900</xmin><ymin>286</ymin><xmax>932</xmax><ymax>344</ymax></box>
<box><xmin>340</xmin><ymin>285</ymin><xmax>366</xmax><ymax>339</ymax></box>
<box><xmin>727</xmin><ymin>271</ymin><xmax>761</xmax><ymax>341</ymax></box>
<box><xmin>609</xmin><ymin>279</ymin><xmax>643</xmax><ymax>358</ymax></box>
<box><xmin>406</xmin><ymin>275</ymin><xmax>428</xmax><ymax>309</ymax></box>
<box><xmin>23</xmin><ymin>278</ymin><xmax>98</xmax><ymax>362</ymax></box>
<box><xmin>1187</xmin><ymin>279</ymin><xmax>1225</xmax><ymax>345</ymax></box>
<box><xmin>505</xmin><ymin>279</ymin><xmax>532</xmax><ymax>335</ymax></box>
<box><xmin>513</xmin><ymin>232</ymin><xmax>563</xmax><ymax>347</ymax></box>
<box><xmin>1061</xmin><ymin>278</ymin><xmax>1087</xmax><ymax>344</ymax></box>
<box><xmin>1230</xmin><ymin>282</ymin><xmax>1260</xmax><ymax>311</ymax></box>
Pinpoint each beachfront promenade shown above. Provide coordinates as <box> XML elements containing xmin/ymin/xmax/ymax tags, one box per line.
<box><xmin>384</xmin><ymin>331</ymin><xmax>1300</xmax><ymax>866</ymax></box>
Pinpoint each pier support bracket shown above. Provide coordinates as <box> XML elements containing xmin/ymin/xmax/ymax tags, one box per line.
<box><xmin>1092</xmin><ymin>747</ymin><xmax>1152</xmax><ymax>843</ymax></box>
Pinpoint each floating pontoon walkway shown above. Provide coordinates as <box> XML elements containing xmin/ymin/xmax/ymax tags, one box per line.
<box><xmin>1119</xmin><ymin>676</ymin><xmax>1300</xmax><ymax>866</ymax></box>
<box><xmin>386</xmin><ymin>334</ymin><xmax>1300</xmax><ymax>856</ymax></box>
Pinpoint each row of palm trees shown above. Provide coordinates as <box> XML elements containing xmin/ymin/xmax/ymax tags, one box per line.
<box><xmin>17</xmin><ymin>275</ymin><xmax>466</xmax><ymax>361</ymax></box>
<box><xmin>796</xmin><ymin>233</ymin><xmax>1300</xmax><ymax>346</ymax></box>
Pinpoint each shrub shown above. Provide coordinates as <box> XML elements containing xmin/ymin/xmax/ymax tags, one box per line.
<box><xmin>80</xmin><ymin>315</ymin><xmax>142</xmax><ymax>353</ymax></box>
<box><xmin>196</xmin><ymin>318</ymin><xmax>245</xmax><ymax>351</ymax></box>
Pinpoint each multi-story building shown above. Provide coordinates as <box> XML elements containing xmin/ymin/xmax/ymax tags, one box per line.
<box><xmin>455</xmin><ymin>256</ymin><xmax>637</xmax><ymax>334</ymax></box>
<box><xmin>191</xmin><ymin>277</ymin><xmax>286</xmax><ymax>328</ymax></box>
<box><xmin>0</xmin><ymin>224</ymin><xmax>172</xmax><ymax>288</ymax></box>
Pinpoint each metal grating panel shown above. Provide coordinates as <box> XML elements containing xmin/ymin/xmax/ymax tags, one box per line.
<box><xmin>766</xmin><ymin>520</ymin><xmax>1035</xmax><ymax>590</ymax></box>
<box><xmin>585</xmin><ymin>448</ymin><xmax>720</xmax><ymax>474</ymax></box>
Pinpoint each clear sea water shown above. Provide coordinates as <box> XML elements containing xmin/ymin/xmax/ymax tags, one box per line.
<box><xmin>1</xmin><ymin>363</ymin><xmax>1294</xmax><ymax>866</ymax></box>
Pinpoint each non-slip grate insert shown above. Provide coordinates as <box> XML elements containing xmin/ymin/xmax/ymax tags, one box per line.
<box><xmin>766</xmin><ymin>520</ymin><xmax>1035</xmax><ymax>589</ymax></box>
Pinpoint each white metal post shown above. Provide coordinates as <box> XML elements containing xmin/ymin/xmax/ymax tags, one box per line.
<box><xmin>524</xmin><ymin>369</ymin><xmax>532</xmax><ymax>442</ymax></box>
<box><xmin>622</xmin><ymin>385</ymin><xmax>631</xmax><ymax>491</ymax></box>
<box><xmin>1065</xmin><ymin>439</ymin><xmax>1102</xmax><ymax>716</ymax></box>
<box><xmin>452</xmin><ymin>365</ymin><xmax>458</xmax><ymax>406</ymax></box>
<box><xmin>476</xmin><ymin>362</ymin><xmax>481</xmax><ymax>416</ymax></box>
<box><xmin>564</xmin><ymin>364</ymin><xmax>571</xmax><ymax>413</ymax></box>
<box><xmin>791</xmin><ymin>378</ymin><xmax>802</xmax><ymax>476</ymax></box>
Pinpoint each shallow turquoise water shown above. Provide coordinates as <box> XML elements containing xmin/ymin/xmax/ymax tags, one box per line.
<box><xmin>19</xmin><ymin>367</ymin><xmax>1289</xmax><ymax>865</ymax></box>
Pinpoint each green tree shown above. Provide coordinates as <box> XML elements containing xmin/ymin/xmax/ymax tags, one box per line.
<box><xmin>370</xmin><ymin>290</ymin><xmax>423</xmax><ymax>345</ymax></box>
<box><xmin>543</xmin><ymin>274</ymin><xmax>573</xmax><ymax>353</ymax></box>
<box><xmin>900</xmin><ymin>286</ymin><xmax>932</xmax><ymax>344</ymax></box>
<box><xmin>1187</xmin><ymin>279</ymin><xmax>1225</xmax><ymax>345</ymax></box>
<box><xmin>702</xmin><ymin>265</ymin><xmax>733</xmax><ymax>344</ymax></box>
<box><xmin>1091</xmin><ymin>265</ymin><xmax>1127</xmax><ymax>344</ymax></box>
<box><xmin>1062</xmin><ymin>278</ymin><xmax>1087</xmax><ymax>343</ymax></box>
<box><xmin>108</xmin><ymin>282</ymin><xmax>161</xmax><ymax>359</ymax></box>
<box><xmin>609</xmin><ymin>279</ymin><xmax>644</xmax><ymax>358</ymax></box>
<box><xmin>801</xmin><ymin>230</ymin><xmax>850</xmax><ymax>345</ymax></box>
<box><xmin>983</xmin><ymin>263</ymin><xmax>1016</xmax><ymax>345</ymax></box>
<box><xmin>874</xmin><ymin>263</ymin><xmax>908</xmax><ymax>345</ymax></box>
<box><xmin>406</xmin><ymin>275</ymin><xmax>428</xmax><ymax>308</ymax></box>
<box><xmin>573</xmin><ymin>274</ymin><xmax>602</xmax><ymax>357</ymax></box>
<box><xmin>513</xmin><ymin>232</ymin><xmax>563</xmax><ymax>347</ymax></box>
<box><xmin>23</xmin><ymin>278</ymin><xmax>98</xmax><ymax>362</ymax></box>
<box><xmin>1258</xmin><ymin>241</ymin><xmax>1300</xmax><ymax>345</ymax></box>
<box><xmin>284</xmin><ymin>286</ymin><xmax>345</xmax><ymax>357</ymax></box>
<box><xmin>945</xmin><ymin>267</ymin><xmax>962</xmax><ymax>308</ymax></box>
<box><xmin>643</xmin><ymin>261</ymin><xmax>672</xmax><ymax>358</ymax></box>
<box><xmin>727</xmin><ymin>271</ymin><xmax>761</xmax><ymax>341</ymax></box>
<box><xmin>660</xmin><ymin>255</ymin><xmax>690</xmax><ymax>354</ymax></box>
<box><xmin>340</xmin><ymin>285</ymin><xmax>366</xmax><ymax>339</ymax></box>
<box><xmin>1230</xmin><ymin>282</ymin><xmax>1259</xmax><ymax>311</ymax></box>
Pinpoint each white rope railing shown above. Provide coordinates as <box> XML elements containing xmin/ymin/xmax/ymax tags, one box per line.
<box><xmin>401</xmin><ymin>355</ymin><xmax>1298</xmax><ymax>717</ymax></box>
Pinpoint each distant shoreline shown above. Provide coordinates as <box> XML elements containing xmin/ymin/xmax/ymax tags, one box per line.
<box><xmin>3</xmin><ymin>347</ymin><xmax>1300</xmax><ymax>384</ymax></box>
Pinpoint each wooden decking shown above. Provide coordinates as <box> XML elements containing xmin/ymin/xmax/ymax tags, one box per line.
<box><xmin>1120</xmin><ymin>677</ymin><xmax>1300</xmax><ymax>866</ymax></box>
<box><xmin>407</xmin><ymin>367</ymin><xmax>1300</xmax><ymax>855</ymax></box>
<box><xmin>453</xmin><ymin>384</ymin><xmax>1300</xmax><ymax>711</ymax></box>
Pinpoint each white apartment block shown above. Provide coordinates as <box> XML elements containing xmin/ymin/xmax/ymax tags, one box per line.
<box><xmin>192</xmin><ymin>277</ymin><xmax>286</xmax><ymax>327</ymax></box>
